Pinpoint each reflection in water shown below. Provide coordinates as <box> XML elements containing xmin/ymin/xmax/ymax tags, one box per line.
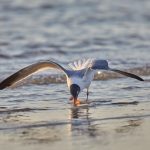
<box><xmin>0</xmin><ymin>99</ymin><xmax>146</xmax><ymax>147</ymax></box>
<box><xmin>68</xmin><ymin>105</ymin><xmax>100</xmax><ymax>138</ymax></box>
<box><xmin>70</xmin><ymin>106</ymin><xmax>89</xmax><ymax>119</ymax></box>
<box><xmin>68</xmin><ymin>103</ymin><xmax>144</xmax><ymax>140</ymax></box>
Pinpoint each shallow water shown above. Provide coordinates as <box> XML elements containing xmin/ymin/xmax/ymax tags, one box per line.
<box><xmin>0</xmin><ymin>0</ymin><xmax>150</xmax><ymax>150</ymax></box>
<box><xmin>0</xmin><ymin>79</ymin><xmax>150</xmax><ymax>150</ymax></box>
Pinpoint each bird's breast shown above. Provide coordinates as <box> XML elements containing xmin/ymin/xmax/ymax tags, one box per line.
<box><xmin>67</xmin><ymin>76</ymin><xmax>91</xmax><ymax>91</ymax></box>
<box><xmin>67</xmin><ymin>76</ymin><xmax>81</xmax><ymax>87</ymax></box>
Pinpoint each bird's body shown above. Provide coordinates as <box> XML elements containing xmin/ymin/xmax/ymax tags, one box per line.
<box><xmin>67</xmin><ymin>71</ymin><xmax>94</xmax><ymax>90</ymax></box>
<box><xmin>67</xmin><ymin>60</ymin><xmax>95</xmax><ymax>91</ymax></box>
<box><xmin>0</xmin><ymin>58</ymin><xmax>144</xmax><ymax>105</ymax></box>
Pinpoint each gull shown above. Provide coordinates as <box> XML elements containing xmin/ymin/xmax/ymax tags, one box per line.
<box><xmin>0</xmin><ymin>58</ymin><xmax>144</xmax><ymax>105</ymax></box>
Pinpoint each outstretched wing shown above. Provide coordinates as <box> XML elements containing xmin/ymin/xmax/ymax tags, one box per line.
<box><xmin>91</xmin><ymin>59</ymin><xmax>144</xmax><ymax>81</ymax></box>
<box><xmin>0</xmin><ymin>60</ymin><xmax>68</xmax><ymax>90</ymax></box>
<box><xmin>109</xmin><ymin>69</ymin><xmax>144</xmax><ymax>81</ymax></box>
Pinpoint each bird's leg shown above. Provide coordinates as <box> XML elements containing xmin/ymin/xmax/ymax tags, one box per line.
<box><xmin>73</xmin><ymin>99</ymin><xmax>76</xmax><ymax>105</ymax></box>
<box><xmin>86</xmin><ymin>88</ymin><xmax>89</xmax><ymax>102</ymax></box>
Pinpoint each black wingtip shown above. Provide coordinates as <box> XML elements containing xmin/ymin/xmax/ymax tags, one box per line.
<box><xmin>0</xmin><ymin>82</ymin><xmax>8</xmax><ymax>90</ymax></box>
<box><xmin>139</xmin><ymin>78</ymin><xmax>144</xmax><ymax>81</ymax></box>
<box><xmin>0</xmin><ymin>86</ymin><xmax>5</xmax><ymax>90</ymax></box>
<box><xmin>110</xmin><ymin>69</ymin><xmax>144</xmax><ymax>81</ymax></box>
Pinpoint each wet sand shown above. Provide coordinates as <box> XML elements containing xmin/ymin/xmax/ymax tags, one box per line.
<box><xmin>0</xmin><ymin>88</ymin><xmax>150</xmax><ymax>150</ymax></box>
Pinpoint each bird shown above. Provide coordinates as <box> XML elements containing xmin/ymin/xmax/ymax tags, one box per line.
<box><xmin>0</xmin><ymin>58</ymin><xmax>144</xmax><ymax>105</ymax></box>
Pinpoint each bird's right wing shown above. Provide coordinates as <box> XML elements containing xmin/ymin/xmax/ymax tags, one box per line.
<box><xmin>0</xmin><ymin>60</ymin><xmax>68</xmax><ymax>90</ymax></box>
<box><xmin>90</xmin><ymin>59</ymin><xmax>144</xmax><ymax>81</ymax></box>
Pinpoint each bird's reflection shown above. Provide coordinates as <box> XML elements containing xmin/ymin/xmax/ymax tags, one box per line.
<box><xmin>68</xmin><ymin>105</ymin><xmax>99</xmax><ymax>138</ymax></box>
<box><xmin>68</xmin><ymin>101</ymin><xmax>144</xmax><ymax>139</ymax></box>
<box><xmin>70</xmin><ymin>106</ymin><xmax>89</xmax><ymax>119</ymax></box>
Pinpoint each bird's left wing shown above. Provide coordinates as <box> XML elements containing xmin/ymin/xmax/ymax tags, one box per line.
<box><xmin>90</xmin><ymin>59</ymin><xmax>144</xmax><ymax>81</ymax></box>
<box><xmin>0</xmin><ymin>60</ymin><xmax>68</xmax><ymax>90</ymax></box>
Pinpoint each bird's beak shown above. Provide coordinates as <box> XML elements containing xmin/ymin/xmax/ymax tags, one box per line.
<box><xmin>70</xmin><ymin>84</ymin><xmax>80</xmax><ymax>105</ymax></box>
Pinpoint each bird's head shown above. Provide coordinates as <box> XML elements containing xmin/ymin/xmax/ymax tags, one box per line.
<box><xmin>70</xmin><ymin>84</ymin><xmax>80</xmax><ymax>102</ymax></box>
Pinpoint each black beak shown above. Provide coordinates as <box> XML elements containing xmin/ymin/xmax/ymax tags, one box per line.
<box><xmin>70</xmin><ymin>84</ymin><xmax>80</xmax><ymax>103</ymax></box>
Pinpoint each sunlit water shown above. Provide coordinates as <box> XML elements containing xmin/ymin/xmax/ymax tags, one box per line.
<box><xmin>0</xmin><ymin>0</ymin><xmax>150</xmax><ymax>150</ymax></box>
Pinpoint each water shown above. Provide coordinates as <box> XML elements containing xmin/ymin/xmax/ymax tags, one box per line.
<box><xmin>0</xmin><ymin>0</ymin><xmax>150</xmax><ymax>150</ymax></box>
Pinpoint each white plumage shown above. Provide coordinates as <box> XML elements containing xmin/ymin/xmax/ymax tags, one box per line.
<box><xmin>69</xmin><ymin>58</ymin><xmax>93</xmax><ymax>70</ymax></box>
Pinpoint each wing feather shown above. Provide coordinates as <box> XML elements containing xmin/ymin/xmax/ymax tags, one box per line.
<box><xmin>0</xmin><ymin>60</ymin><xmax>67</xmax><ymax>89</ymax></box>
<box><xmin>110</xmin><ymin>69</ymin><xmax>144</xmax><ymax>81</ymax></box>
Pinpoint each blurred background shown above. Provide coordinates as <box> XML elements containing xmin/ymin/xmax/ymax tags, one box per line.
<box><xmin>0</xmin><ymin>0</ymin><xmax>150</xmax><ymax>73</ymax></box>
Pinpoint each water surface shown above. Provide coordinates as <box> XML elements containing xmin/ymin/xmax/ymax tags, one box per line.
<box><xmin>0</xmin><ymin>0</ymin><xmax>150</xmax><ymax>150</ymax></box>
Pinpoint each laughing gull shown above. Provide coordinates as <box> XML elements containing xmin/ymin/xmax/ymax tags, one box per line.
<box><xmin>0</xmin><ymin>58</ymin><xmax>144</xmax><ymax>105</ymax></box>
